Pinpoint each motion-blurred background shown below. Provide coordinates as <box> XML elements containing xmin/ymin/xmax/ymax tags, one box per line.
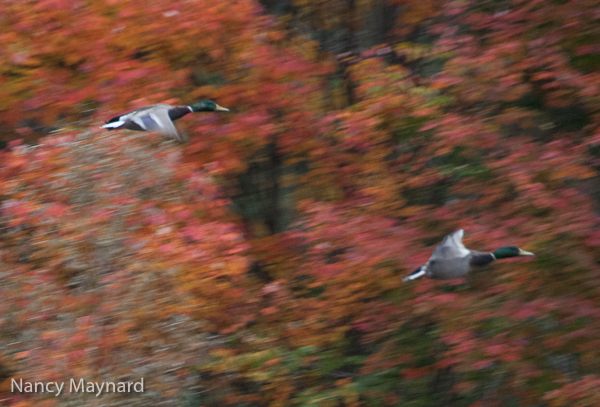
<box><xmin>1</xmin><ymin>0</ymin><xmax>600</xmax><ymax>405</ymax></box>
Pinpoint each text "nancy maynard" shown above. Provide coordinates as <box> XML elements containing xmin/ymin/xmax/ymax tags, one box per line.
<box><xmin>12</xmin><ymin>378</ymin><xmax>144</xmax><ymax>396</ymax></box>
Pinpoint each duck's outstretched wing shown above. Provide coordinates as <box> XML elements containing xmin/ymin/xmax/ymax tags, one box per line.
<box><xmin>430</xmin><ymin>229</ymin><xmax>470</xmax><ymax>260</ymax></box>
<box><xmin>130</xmin><ymin>105</ymin><xmax>181</xmax><ymax>141</ymax></box>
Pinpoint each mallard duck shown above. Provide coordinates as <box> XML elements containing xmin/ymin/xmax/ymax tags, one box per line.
<box><xmin>403</xmin><ymin>229</ymin><xmax>534</xmax><ymax>281</ymax></box>
<box><xmin>100</xmin><ymin>100</ymin><xmax>229</xmax><ymax>142</ymax></box>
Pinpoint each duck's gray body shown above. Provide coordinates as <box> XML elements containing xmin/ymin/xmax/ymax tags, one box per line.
<box><xmin>403</xmin><ymin>229</ymin><xmax>533</xmax><ymax>281</ymax></box>
<box><xmin>101</xmin><ymin>104</ymin><xmax>191</xmax><ymax>142</ymax></box>
<box><xmin>100</xmin><ymin>100</ymin><xmax>229</xmax><ymax>143</ymax></box>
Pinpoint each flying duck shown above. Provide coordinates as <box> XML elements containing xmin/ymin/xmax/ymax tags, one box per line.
<box><xmin>403</xmin><ymin>229</ymin><xmax>534</xmax><ymax>281</ymax></box>
<box><xmin>100</xmin><ymin>100</ymin><xmax>229</xmax><ymax>142</ymax></box>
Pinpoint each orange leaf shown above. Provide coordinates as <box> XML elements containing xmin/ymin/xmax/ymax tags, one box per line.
<box><xmin>261</xmin><ymin>307</ymin><xmax>278</xmax><ymax>315</ymax></box>
<box><xmin>14</xmin><ymin>351</ymin><xmax>29</xmax><ymax>360</ymax></box>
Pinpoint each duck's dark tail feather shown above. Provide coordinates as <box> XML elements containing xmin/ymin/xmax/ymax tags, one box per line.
<box><xmin>403</xmin><ymin>267</ymin><xmax>426</xmax><ymax>282</ymax></box>
<box><xmin>100</xmin><ymin>121</ymin><xmax>125</xmax><ymax>130</ymax></box>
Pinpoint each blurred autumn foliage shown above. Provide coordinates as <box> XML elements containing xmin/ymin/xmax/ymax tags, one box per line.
<box><xmin>1</xmin><ymin>0</ymin><xmax>600</xmax><ymax>406</ymax></box>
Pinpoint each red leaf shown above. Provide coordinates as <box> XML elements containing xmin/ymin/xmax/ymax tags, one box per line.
<box><xmin>437</xmin><ymin>357</ymin><xmax>459</xmax><ymax>369</ymax></box>
<box><xmin>473</xmin><ymin>359</ymin><xmax>493</xmax><ymax>370</ymax></box>
<box><xmin>401</xmin><ymin>367</ymin><xmax>428</xmax><ymax>379</ymax></box>
<box><xmin>485</xmin><ymin>344</ymin><xmax>507</xmax><ymax>356</ymax></box>
<box><xmin>261</xmin><ymin>307</ymin><xmax>278</xmax><ymax>315</ymax></box>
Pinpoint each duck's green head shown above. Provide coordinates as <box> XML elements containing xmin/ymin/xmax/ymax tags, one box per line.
<box><xmin>190</xmin><ymin>100</ymin><xmax>230</xmax><ymax>112</ymax></box>
<box><xmin>493</xmin><ymin>246</ymin><xmax>535</xmax><ymax>259</ymax></box>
